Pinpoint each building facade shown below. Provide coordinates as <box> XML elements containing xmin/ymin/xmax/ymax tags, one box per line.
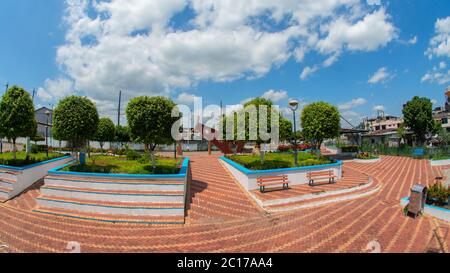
<box><xmin>433</xmin><ymin>89</ymin><xmax>450</xmax><ymax>133</ymax></box>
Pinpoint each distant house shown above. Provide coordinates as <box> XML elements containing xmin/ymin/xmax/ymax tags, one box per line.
<box><xmin>35</xmin><ymin>107</ymin><xmax>53</xmax><ymax>139</ymax></box>
<box><xmin>433</xmin><ymin>89</ymin><xmax>450</xmax><ymax>133</ymax></box>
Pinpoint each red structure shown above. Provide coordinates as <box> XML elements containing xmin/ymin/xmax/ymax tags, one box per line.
<box><xmin>194</xmin><ymin>123</ymin><xmax>245</xmax><ymax>155</ymax></box>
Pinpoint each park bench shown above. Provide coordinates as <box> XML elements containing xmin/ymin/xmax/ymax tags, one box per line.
<box><xmin>257</xmin><ymin>175</ymin><xmax>290</xmax><ymax>193</ymax></box>
<box><xmin>307</xmin><ymin>170</ymin><xmax>336</xmax><ymax>186</ymax></box>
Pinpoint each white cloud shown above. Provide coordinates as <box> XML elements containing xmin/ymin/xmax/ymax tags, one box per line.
<box><xmin>37</xmin><ymin>78</ymin><xmax>75</xmax><ymax>102</ymax></box>
<box><xmin>368</xmin><ymin>67</ymin><xmax>394</xmax><ymax>84</ymax></box>
<box><xmin>338</xmin><ymin>98</ymin><xmax>367</xmax><ymax>110</ymax></box>
<box><xmin>261</xmin><ymin>89</ymin><xmax>288</xmax><ymax>102</ymax></box>
<box><xmin>176</xmin><ymin>92</ymin><xmax>201</xmax><ymax>105</ymax></box>
<box><xmin>431</xmin><ymin>99</ymin><xmax>438</xmax><ymax>105</ymax></box>
<box><xmin>408</xmin><ymin>36</ymin><xmax>418</xmax><ymax>45</ymax></box>
<box><xmin>373</xmin><ymin>105</ymin><xmax>385</xmax><ymax>111</ymax></box>
<box><xmin>317</xmin><ymin>8</ymin><xmax>397</xmax><ymax>54</ymax></box>
<box><xmin>300</xmin><ymin>65</ymin><xmax>319</xmax><ymax>80</ymax></box>
<box><xmin>425</xmin><ymin>17</ymin><xmax>450</xmax><ymax>59</ymax></box>
<box><xmin>439</xmin><ymin>61</ymin><xmax>447</xmax><ymax>69</ymax></box>
<box><xmin>54</xmin><ymin>0</ymin><xmax>397</xmax><ymax>109</ymax></box>
<box><xmin>421</xmin><ymin>70</ymin><xmax>450</xmax><ymax>85</ymax></box>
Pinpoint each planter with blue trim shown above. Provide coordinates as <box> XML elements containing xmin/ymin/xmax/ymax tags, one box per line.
<box><xmin>429</xmin><ymin>158</ymin><xmax>450</xmax><ymax>167</ymax></box>
<box><xmin>220</xmin><ymin>156</ymin><xmax>343</xmax><ymax>191</ymax></box>
<box><xmin>33</xmin><ymin>158</ymin><xmax>192</xmax><ymax>224</ymax></box>
<box><xmin>0</xmin><ymin>156</ymin><xmax>73</xmax><ymax>202</ymax></box>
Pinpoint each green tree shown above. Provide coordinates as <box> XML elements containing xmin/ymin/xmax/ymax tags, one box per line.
<box><xmin>279</xmin><ymin>117</ymin><xmax>293</xmax><ymax>142</ymax></box>
<box><xmin>301</xmin><ymin>102</ymin><xmax>340</xmax><ymax>149</ymax></box>
<box><xmin>94</xmin><ymin>117</ymin><xmax>116</xmax><ymax>154</ymax></box>
<box><xmin>0</xmin><ymin>86</ymin><xmax>37</xmax><ymax>159</ymax></box>
<box><xmin>402</xmin><ymin>96</ymin><xmax>434</xmax><ymax>145</ymax></box>
<box><xmin>53</xmin><ymin>96</ymin><xmax>99</xmax><ymax>153</ymax></box>
<box><xmin>126</xmin><ymin>96</ymin><xmax>179</xmax><ymax>168</ymax></box>
<box><xmin>115</xmin><ymin>125</ymin><xmax>131</xmax><ymax>147</ymax></box>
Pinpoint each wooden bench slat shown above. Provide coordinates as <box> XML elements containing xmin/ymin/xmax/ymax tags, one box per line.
<box><xmin>307</xmin><ymin>170</ymin><xmax>337</xmax><ymax>186</ymax></box>
<box><xmin>257</xmin><ymin>175</ymin><xmax>290</xmax><ymax>193</ymax></box>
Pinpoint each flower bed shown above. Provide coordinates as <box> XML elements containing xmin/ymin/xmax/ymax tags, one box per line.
<box><xmin>353</xmin><ymin>152</ymin><xmax>381</xmax><ymax>163</ymax></box>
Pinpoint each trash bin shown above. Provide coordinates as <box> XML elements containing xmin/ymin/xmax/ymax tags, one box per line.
<box><xmin>79</xmin><ymin>152</ymin><xmax>86</xmax><ymax>165</ymax></box>
<box><xmin>408</xmin><ymin>184</ymin><xmax>427</xmax><ymax>218</ymax></box>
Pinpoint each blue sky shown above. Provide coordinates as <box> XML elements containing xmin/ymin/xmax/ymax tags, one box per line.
<box><xmin>1</xmin><ymin>0</ymin><xmax>450</xmax><ymax>127</ymax></box>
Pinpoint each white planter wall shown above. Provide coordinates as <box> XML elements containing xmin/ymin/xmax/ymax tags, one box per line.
<box><xmin>430</xmin><ymin>159</ymin><xmax>450</xmax><ymax>167</ymax></box>
<box><xmin>0</xmin><ymin>156</ymin><xmax>72</xmax><ymax>201</ymax></box>
<box><xmin>221</xmin><ymin>156</ymin><xmax>343</xmax><ymax>191</ymax></box>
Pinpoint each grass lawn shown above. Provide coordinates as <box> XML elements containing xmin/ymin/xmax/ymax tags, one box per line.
<box><xmin>63</xmin><ymin>155</ymin><xmax>183</xmax><ymax>175</ymax></box>
<box><xmin>431</xmin><ymin>154</ymin><xmax>450</xmax><ymax>161</ymax></box>
<box><xmin>0</xmin><ymin>152</ymin><xmax>65</xmax><ymax>167</ymax></box>
<box><xmin>227</xmin><ymin>152</ymin><xmax>334</xmax><ymax>170</ymax></box>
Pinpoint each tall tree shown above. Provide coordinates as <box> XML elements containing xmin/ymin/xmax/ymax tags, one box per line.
<box><xmin>115</xmin><ymin>125</ymin><xmax>131</xmax><ymax>148</ymax></box>
<box><xmin>126</xmin><ymin>96</ymin><xmax>179</xmax><ymax>168</ymax></box>
<box><xmin>53</xmin><ymin>96</ymin><xmax>99</xmax><ymax>154</ymax></box>
<box><xmin>0</xmin><ymin>86</ymin><xmax>36</xmax><ymax>159</ymax></box>
<box><xmin>402</xmin><ymin>96</ymin><xmax>434</xmax><ymax>145</ymax></box>
<box><xmin>94</xmin><ymin>117</ymin><xmax>116</xmax><ymax>154</ymax></box>
<box><xmin>279</xmin><ymin>117</ymin><xmax>293</xmax><ymax>143</ymax></box>
<box><xmin>301</xmin><ymin>102</ymin><xmax>340</xmax><ymax>149</ymax></box>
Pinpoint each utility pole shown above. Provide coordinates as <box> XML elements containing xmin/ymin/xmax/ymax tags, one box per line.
<box><xmin>5</xmin><ymin>82</ymin><xmax>8</xmax><ymax>92</ymax></box>
<box><xmin>117</xmin><ymin>90</ymin><xmax>122</xmax><ymax>126</ymax></box>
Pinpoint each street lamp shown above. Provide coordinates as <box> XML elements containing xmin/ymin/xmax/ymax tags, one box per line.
<box><xmin>45</xmin><ymin>110</ymin><xmax>51</xmax><ymax>158</ymax></box>
<box><xmin>289</xmin><ymin>100</ymin><xmax>299</xmax><ymax>167</ymax></box>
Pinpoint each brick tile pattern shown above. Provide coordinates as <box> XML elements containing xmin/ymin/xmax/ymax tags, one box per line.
<box><xmin>0</xmin><ymin>155</ymin><xmax>448</xmax><ymax>253</ymax></box>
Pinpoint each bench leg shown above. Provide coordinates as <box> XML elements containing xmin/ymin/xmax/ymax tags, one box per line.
<box><xmin>309</xmin><ymin>180</ymin><xmax>314</xmax><ymax>186</ymax></box>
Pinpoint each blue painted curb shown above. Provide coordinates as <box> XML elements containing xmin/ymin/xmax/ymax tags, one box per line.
<box><xmin>220</xmin><ymin>156</ymin><xmax>342</xmax><ymax>175</ymax></box>
<box><xmin>0</xmin><ymin>156</ymin><xmax>72</xmax><ymax>171</ymax></box>
<box><xmin>48</xmin><ymin>157</ymin><xmax>190</xmax><ymax>179</ymax></box>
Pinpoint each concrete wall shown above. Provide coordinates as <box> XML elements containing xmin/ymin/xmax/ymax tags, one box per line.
<box><xmin>0</xmin><ymin>156</ymin><xmax>72</xmax><ymax>200</ymax></box>
<box><xmin>221</xmin><ymin>156</ymin><xmax>343</xmax><ymax>191</ymax></box>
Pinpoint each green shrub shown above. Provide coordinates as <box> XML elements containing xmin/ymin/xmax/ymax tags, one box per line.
<box><xmin>339</xmin><ymin>145</ymin><xmax>359</xmax><ymax>153</ymax></box>
<box><xmin>126</xmin><ymin>149</ymin><xmax>142</xmax><ymax>160</ymax></box>
<box><xmin>427</xmin><ymin>183</ymin><xmax>449</xmax><ymax>206</ymax></box>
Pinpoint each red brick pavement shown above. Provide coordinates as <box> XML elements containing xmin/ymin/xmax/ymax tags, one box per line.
<box><xmin>0</xmin><ymin>154</ymin><xmax>448</xmax><ymax>253</ymax></box>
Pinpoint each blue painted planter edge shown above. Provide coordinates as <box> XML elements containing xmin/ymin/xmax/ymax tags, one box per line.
<box><xmin>220</xmin><ymin>156</ymin><xmax>342</xmax><ymax>175</ymax></box>
<box><xmin>48</xmin><ymin>157</ymin><xmax>190</xmax><ymax>179</ymax></box>
<box><xmin>0</xmin><ymin>156</ymin><xmax>72</xmax><ymax>171</ymax></box>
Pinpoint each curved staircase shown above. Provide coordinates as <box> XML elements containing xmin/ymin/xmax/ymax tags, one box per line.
<box><xmin>33</xmin><ymin>171</ymin><xmax>190</xmax><ymax>225</ymax></box>
<box><xmin>252</xmin><ymin>167</ymin><xmax>382</xmax><ymax>213</ymax></box>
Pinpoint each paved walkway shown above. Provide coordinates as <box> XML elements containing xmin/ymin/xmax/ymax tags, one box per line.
<box><xmin>0</xmin><ymin>154</ymin><xmax>449</xmax><ymax>253</ymax></box>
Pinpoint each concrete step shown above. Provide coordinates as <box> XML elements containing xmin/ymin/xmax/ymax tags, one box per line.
<box><xmin>264</xmin><ymin>178</ymin><xmax>381</xmax><ymax>212</ymax></box>
<box><xmin>44</xmin><ymin>176</ymin><xmax>185</xmax><ymax>192</ymax></box>
<box><xmin>34</xmin><ymin>206</ymin><xmax>185</xmax><ymax>225</ymax></box>
<box><xmin>41</xmin><ymin>185</ymin><xmax>186</xmax><ymax>203</ymax></box>
<box><xmin>36</xmin><ymin>195</ymin><xmax>186</xmax><ymax>217</ymax></box>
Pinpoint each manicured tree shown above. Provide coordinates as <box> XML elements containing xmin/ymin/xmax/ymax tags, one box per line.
<box><xmin>279</xmin><ymin>117</ymin><xmax>293</xmax><ymax>143</ymax></box>
<box><xmin>126</xmin><ymin>96</ymin><xmax>179</xmax><ymax>168</ymax></box>
<box><xmin>0</xmin><ymin>86</ymin><xmax>37</xmax><ymax>159</ymax></box>
<box><xmin>94</xmin><ymin>118</ymin><xmax>116</xmax><ymax>154</ymax></box>
<box><xmin>402</xmin><ymin>96</ymin><xmax>434</xmax><ymax>145</ymax></box>
<box><xmin>301</xmin><ymin>102</ymin><xmax>340</xmax><ymax>150</ymax></box>
<box><xmin>115</xmin><ymin>125</ymin><xmax>131</xmax><ymax>148</ymax></box>
<box><xmin>53</xmin><ymin>96</ymin><xmax>99</xmax><ymax>157</ymax></box>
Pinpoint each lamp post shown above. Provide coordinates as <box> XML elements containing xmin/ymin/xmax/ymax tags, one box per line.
<box><xmin>45</xmin><ymin>110</ymin><xmax>50</xmax><ymax>158</ymax></box>
<box><xmin>289</xmin><ymin>100</ymin><xmax>299</xmax><ymax>167</ymax></box>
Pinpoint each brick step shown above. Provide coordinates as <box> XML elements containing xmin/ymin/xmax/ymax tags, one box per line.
<box><xmin>0</xmin><ymin>171</ymin><xmax>19</xmax><ymax>181</ymax></box>
<box><xmin>264</xmin><ymin>178</ymin><xmax>381</xmax><ymax>212</ymax></box>
<box><xmin>0</xmin><ymin>180</ymin><xmax>14</xmax><ymax>190</ymax></box>
<box><xmin>40</xmin><ymin>185</ymin><xmax>185</xmax><ymax>203</ymax></box>
<box><xmin>44</xmin><ymin>176</ymin><xmax>185</xmax><ymax>192</ymax></box>
<box><xmin>36</xmin><ymin>195</ymin><xmax>186</xmax><ymax>217</ymax></box>
<box><xmin>33</xmin><ymin>207</ymin><xmax>185</xmax><ymax>225</ymax></box>
<box><xmin>0</xmin><ymin>191</ymin><xmax>9</xmax><ymax>202</ymax></box>
<box><xmin>45</xmin><ymin>175</ymin><xmax>185</xmax><ymax>184</ymax></box>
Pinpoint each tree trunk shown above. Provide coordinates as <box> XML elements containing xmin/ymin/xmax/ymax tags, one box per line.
<box><xmin>12</xmin><ymin>138</ymin><xmax>17</xmax><ymax>160</ymax></box>
<box><xmin>100</xmin><ymin>143</ymin><xmax>104</xmax><ymax>155</ymax></box>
